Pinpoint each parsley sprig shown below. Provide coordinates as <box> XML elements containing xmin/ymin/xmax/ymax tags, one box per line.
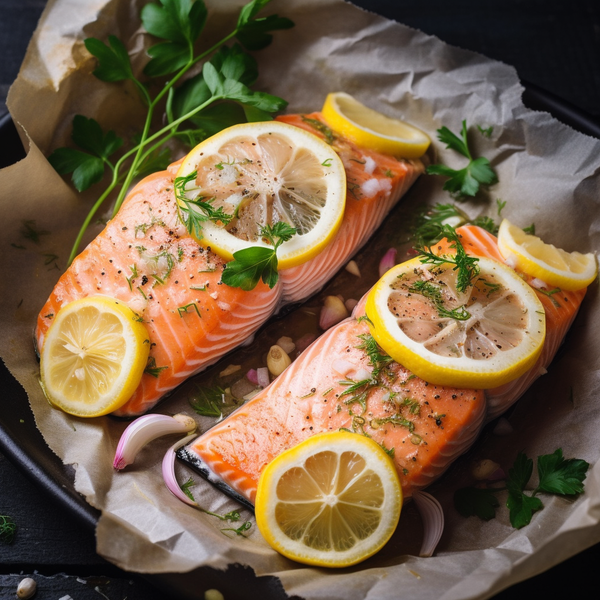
<box><xmin>221</xmin><ymin>222</ymin><xmax>296</xmax><ymax>290</ymax></box>
<box><xmin>426</xmin><ymin>120</ymin><xmax>498</xmax><ymax>197</ymax></box>
<box><xmin>48</xmin><ymin>0</ymin><xmax>292</xmax><ymax>266</ymax></box>
<box><xmin>454</xmin><ymin>448</ymin><xmax>589</xmax><ymax>529</ymax></box>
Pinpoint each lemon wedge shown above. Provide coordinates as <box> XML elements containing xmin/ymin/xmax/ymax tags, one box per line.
<box><xmin>255</xmin><ymin>431</ymin><xmax>402</xmax><ymax>568</ymax></box>
<box><xmin>321</xmin><ymin>92</ymin><xmax>430</xmax><ymax>158</ymax></box>
<box><xmin>365</xmin><ymin>256</ymin><xmax>546</xmax><ymax>389</ymax></box>
<box><xmin>40</xmin><ymin>296</ymin><xmax>150</xmax><ymax>417</ymax></box>
<box><xmin>175</xmin><ymin>120</ymin><xmax>346</xmax><ymax>270</ymax></box>
<box><xmin>497</xmin><ymin>219</ymin><xmax>597</xmax><ymax>291</ymax></box>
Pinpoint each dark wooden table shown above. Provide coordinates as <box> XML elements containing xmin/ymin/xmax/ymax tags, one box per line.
<box><xmin>1</xmin><ymin>1</ymin><xmax>599</xmax><ymax>599</ymax></box>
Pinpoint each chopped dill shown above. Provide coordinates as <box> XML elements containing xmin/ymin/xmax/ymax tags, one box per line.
<box><xmin>177</xmin><ymin>302</ymin><xmax>201</xmax><ymax>318</ymax></box>
<box><xmin>20</xmin><ymin>220</ymin><xmax>49</xmax><ymax>244</ymax></box>
<box><xmin>144</xmin><ymin>356</ymin><xmax>168</xmax><ymax>378</ymax></box>
<box><xmin>190</xmin><ymin>384</ymin><xmax>224</xmax><ymax>417</ymax></box>
<box><xmin>301</xmin><ymin>116</ymin><xmax>335</xmax><ymax>144</ymax></box>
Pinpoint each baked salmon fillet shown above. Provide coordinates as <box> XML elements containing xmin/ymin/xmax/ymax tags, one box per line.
<box><xmin>35</xmin><ymin>112</ymin><xmax>424</xmax><ymax>416</ymax></box>
<box><xmin>185</xmin><ymin>226</ymin><xmax>587</xmax><ymax>502</ymax></box>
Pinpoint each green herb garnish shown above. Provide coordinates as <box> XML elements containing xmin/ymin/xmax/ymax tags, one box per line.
<box><xmin>144</xmin><ymin>356</ymin><xmax>168</xmax><ymax>378</ymax></box>
<box><xmin>0</xmin><ymin>515</ymin><xmax>16</xmax><ymax>544</ymax></box>
<box><xmin>454</xmin><ymin>448</ymin><xmax>589</xmax><ymax>528</ymax></box>
<box><xmin>221</xmin><ymin>222</ymin><xmax>296</xmax><ymax>290</ymax></box>
<box><xmin>174</xmin><ymin>170</ymin><xmax>234</xmax><ymax>240</ymax></box>
<box><xmin>426</xmin><ymin>120</ymin><xmax>498</xmax><ymax>197</ymax></box>
<box><xmin>48</xmin><ymin>0</ymin><xmax>292</xmax><ymax>266</ymax></box>
<box><xmin>416</xmin><ymin>225</ymin><xmax>480</xmax><ymax>293</ymax></box>
<box><xmin>190</xmin><ymin>384</ymin><xmax>224</xmax><ymax>417</ymax></box>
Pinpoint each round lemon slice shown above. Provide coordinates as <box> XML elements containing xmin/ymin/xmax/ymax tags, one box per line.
<box><xmin>255</xmin><ymin>431</ymin><xmax>402</xmax><ymax>568</ymax></box>
<box><xmin>497</xmin><ymin>219</ymin><xmax>597</xmax><ymax>291</ymax></box>
<box><xmin>176</xmin><ymin>120</ymin><xmax>346</xmax><ymax>270</ymax></box>
<box><xmin>40</xmin><ymin>296</ymin><xmax>150</xmax><ymax>417</ymax></box>
<box><xmin>365</xmin><ymin>256</ymin><xmax>546</xmax><ymax>389</ymax></box>
<box><xmin>321</xmin><ymin>91</ymin><xmax>430</xmax><ymax>158</ymax></box>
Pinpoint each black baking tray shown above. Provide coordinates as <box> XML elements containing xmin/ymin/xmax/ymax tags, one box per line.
<box><xmin>1</xmin><ymin>83</ymin><xmax>599</xmax><ymax>599</ymax></box>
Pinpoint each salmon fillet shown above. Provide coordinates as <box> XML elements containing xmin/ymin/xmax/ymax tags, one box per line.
<box><xmin>185</xmin><ymin>225</ymin><xmax>587</xmax><ymax>502</ymax></box>
<box><xmin>434</xmin><ymin>225</ymin><xmax>586</xmax><ymax>421</ymax></box>
<box><xmin>35</xmin><ymin>113</ymin><xmax>424</xmax><ymax>416</ymax></box>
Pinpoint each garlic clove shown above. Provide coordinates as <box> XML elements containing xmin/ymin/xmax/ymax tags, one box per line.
<box><xmin>345</xmin><ymin>260</ymin><xmax>361</xmax><ymax>277</ymax></box>
<box><xmin>267</xmin><ymin>345</ymin><xmax>292</xmax><ymax>376</ymax></box>
<box><xmin>319</xmin><ymin>295</ymin><xmax>349</xmax><ymax>330</ymax></box>
<box><xmin>17</xmin><ymin>578</ymin><xmax>37</xmax><ymax>599</ymax></box>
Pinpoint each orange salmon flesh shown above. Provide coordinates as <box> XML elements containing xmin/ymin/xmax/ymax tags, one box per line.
<box><xmin>185</xmin><ymin>225</ymin><xmax>587</xmax><ymax>503</ymax></box>
<box><xmin>35</xmin><ymin>113</ymin><xmax>424</xmax><ymax>416</ymax></box>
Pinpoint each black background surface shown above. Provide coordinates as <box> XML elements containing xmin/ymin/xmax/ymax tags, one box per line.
<box><xmin>1</xmin><ymin>1</ymin><xmax>599</xmax><ymax>599</ymax></box>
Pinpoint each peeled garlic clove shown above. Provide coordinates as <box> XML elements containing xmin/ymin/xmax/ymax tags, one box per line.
<box><xmin>276</xmin><ymin>335</ymin><xmax>295</xmax><ymax>354</ymax></box>
<box><xmin>345</xmin><ymin>260</ymin><xmax>361</xmax><ymax>277</ymax></box>
<box><xmin>471</xmin><ymin>459</ymin><xmax>502</xmax><ymax>481</ymax></box>
<box><xmin>267</xmin><ymin>345</ymin><xmax>292</xmax><ymax>376</ymax></box>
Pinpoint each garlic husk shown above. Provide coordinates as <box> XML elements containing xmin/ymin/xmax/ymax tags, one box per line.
<box><xmin>113</xmin><ymin>413</ymin><xmax>197</xmax><ymax>470</ymax></box>
<box><xmin>17</xmin><ymin>578</ymin><xmax>37</xmax><ymax>599</ymax></box>
<box><xmin>162</xmin><ymin>434</ymin><xmax>199</xmax><ymax>507</ymax></box>
<box><xmin>267</xmin><ymin>345</ymin><xmax>292</xmax><ymax>376</ymax></box>
<box><xmin>413</xmin><ymin>490</ymin><xmax>444</xmax><ymax>557</ymax></box>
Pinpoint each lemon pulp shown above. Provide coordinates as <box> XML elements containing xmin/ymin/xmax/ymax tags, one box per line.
<box><xmin>255</xmin><ymin>431</ymin><xmax>402</xmax><ymax>568</ymax></box>
<box><xmin>40</xmin><ymin>296</ymin><xmax>149</xmax><ymax>417</ymax></box>
<box><xmin>176</xmin><ymin>121</ymin><xmax>346</xmax><ymax>270</ymax></box>
<box><xmin>366</xmin><ymin>256</ymin><xmax>546</xmax><ymax>389</ymax></box>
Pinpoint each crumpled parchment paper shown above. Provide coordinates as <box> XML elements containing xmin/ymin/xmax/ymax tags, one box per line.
<box><xmin>1</xmin><ymin>1</ymin><xmax>600</xmax><ymax>598</ymax></box>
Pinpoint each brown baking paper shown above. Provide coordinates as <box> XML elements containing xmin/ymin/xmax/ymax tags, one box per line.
<box><xmin>1</xmin><ymin>0</ymin><xmax>600</xmax><ymax>598</ymax></box>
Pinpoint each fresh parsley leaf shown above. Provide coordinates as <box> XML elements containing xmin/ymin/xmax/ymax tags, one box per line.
<box><xmin>48</xmin><ymin>115</ymin><xmax>123</xmax><ymax>192</ymax></box>
<box><xmin>507</xmin><ymin>451</ymin><xmax>534</xmax><ymax>492</ymax></box>
<box><xmin>477</xmin><ymin>124</ymin><xmax>493</xmax><ymax>137</ymax></box>
<box><xmin>141</xmin><ymin>0</ymin><xmax>208</xmax><ymax>76</ymax></box>
<box><xmin>506</xmin><ymin>489</ymin><xmax>544</xmax><ymax>529</ymax></box>
<box><xmin>84</xmin><ymin>35</ymin><xmax>135</xmax><ymax>82</ymax></box>
<box><xmin>221</xmin><ymin>222</ymin><xmax>296</xmax><ymax>290</ymax></box>
<box><xmin>236</xmin><ymin>0</ymin><xmax>294</xmax><ymax>51</ymax></box>
<box><xmin>536</xmin><ymin>448</ymin><xmax>589</xmax><ymax>496</ymax></box>
<box><xmin>426</xmin><ymin>120</ymin><xmax>498</xmax><ymax>197</ymax></box>
<box><xmin>221</xmin><ymin>246</ymin><xmax>279</xmax><ymax>290</ymax></box>
<box><xmin>454</xmin><ymin>487</ymin><xmax>500</xmax><ymax>521</ymax></box>
<box><xmin>496</xmin><ymin>198</ymin><xmax>506</xmax><ymax>216</ymax></box>
<box><xmin>522</xmin><ymin>223</ymin><xmax>536</xmax><ymax>235</ymax></box>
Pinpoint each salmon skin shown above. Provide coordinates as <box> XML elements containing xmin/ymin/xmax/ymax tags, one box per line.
<box><xmin>35</xmin><ymin>113</ymin><xmax>424</xmax><ymax>417</ymax></box>
<box><xmin>184</xmin><ymin>225</ymin><xmax>587</xmax><ymax>503</ymax></box>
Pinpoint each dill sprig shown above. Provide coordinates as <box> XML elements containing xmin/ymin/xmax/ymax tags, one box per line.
<box><xmin>409</xmin><ymin>280</ymin><xmax>471</xmax><ymax>321</ymax></box>
<box><xmin>416</xmin><ymin>225</ymin><xmax>480</xmax><ymax>293</ymax></box>
<box><xmin>174</xmin><ymin>170</ymin><xmax>234</xmax><ymax>239</ymax></box>
<box><xmin>189</xmin><ymin>384</ymin><xmax>224</xmax><ymax>417</ymax></box>
<box><xmin>0</xmin><ymin>515</ymin><xmax>16</xmax><ymax>544</ymax></box>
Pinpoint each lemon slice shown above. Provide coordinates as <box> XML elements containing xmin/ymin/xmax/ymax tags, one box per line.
<box><xmin>365</xmin><ymin>256</ymin><xmax>546</xmax><ymax>389</ymax></box>
<box><xmin>40</xmin><ymin>296</ymin><xmax>150</xmax><ymax>417</ymax></box>
<box><xmin>497</xmin><ymin>219</ymin><xmax>597</xmax><ymax>291</ymax></box>
<box><xmin>255</xmin><ymin>431</ymin><xmax>402</xmax><ymax>568</ymax></box>
<box><xmin>176</xmin><ymin>121</ymin><xmax>346</xmax><ymax>270</ymax></box>
<box><xmin>321</xmin><ymin>92</ymin><xmax>430</xmax><ymax>158</ymax></box>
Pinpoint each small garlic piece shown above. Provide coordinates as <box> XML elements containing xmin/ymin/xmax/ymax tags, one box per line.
<box><xmin>345</xmin><ymin>260</ymin><xmax>361</xmax><ymax>277</ymax></box>
<box><xmin>17</xmin><ymin>578</ymin><xmax>37</xmax><ymax>599</ymax></box>
<box><xmin>471</xmin><ymin>459</ymin><xmax>501</xmax><ymax>481</ymax></box>
<box><xmin>205</xmin><ymin>590</ymin><xmax>225</xmax><ymax>600</ymax></box>
<box><xmin>276</xmin><ymin>335</ymin><xmax>295</xmax><ymax>355</ymax></box>
<box><xmin>319</xmin><ymin>295</ymin><xmax>349</xmax><ymax>330</ymax></box>
<box><xmin>267</xmin><ymin>345</ymin><xmax>292</xmax><ymax>376</ymax></box>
